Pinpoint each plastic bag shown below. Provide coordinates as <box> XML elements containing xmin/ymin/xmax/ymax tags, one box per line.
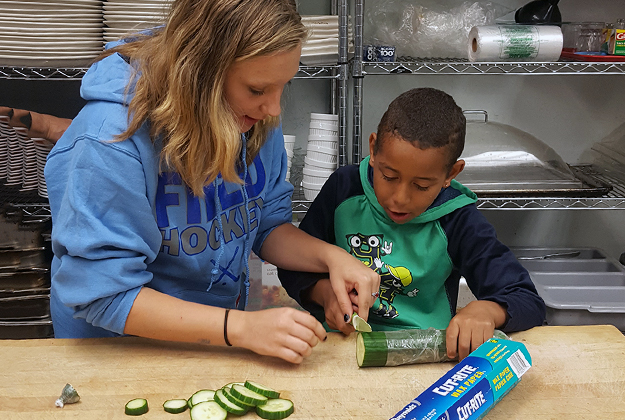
<box><xmin>365</xmin><ymin>0</ymin><xmax>512</xmax><ymax>59</ymax></box>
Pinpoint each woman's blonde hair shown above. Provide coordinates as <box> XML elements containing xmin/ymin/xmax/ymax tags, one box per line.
<box><xmin>100</xmin><ymin>0</ymin><xmax>306</xmax><ymax>196</ymax></box>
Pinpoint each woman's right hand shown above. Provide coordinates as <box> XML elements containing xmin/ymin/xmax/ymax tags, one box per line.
<box><xmin>227</xmin><ymin>307</ymin><xmax>327</xmax><ymax>364</ymax></box>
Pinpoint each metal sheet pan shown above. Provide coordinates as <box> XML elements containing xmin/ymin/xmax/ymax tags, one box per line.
<box><xmin>458</xmin><ymin>112</ymin><xmax>613</xmax><ymax>197</ymax></box>
<box><xmin>0</xmin><ymin>267</ymin><xmax>50</xmax><ymax>290</ymax></box>
<box><xmin>0</xmin><ymin>294</ymin><xmax>50</xmax><ymax>320</ymax></box>
<box><xmin>459</xmin><ymin>165</ymin><xmax>612</xmax><ymax>198</ymax></box>
<box><xmin>0</xmin><ymin>318</ymin><xmax>53</xmax><ymax>339</ymax></box>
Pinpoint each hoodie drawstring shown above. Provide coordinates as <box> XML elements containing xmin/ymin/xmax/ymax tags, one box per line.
<box><xmin>208</xmin><ymin>175</ymin><xmax>225</xmax><ymax>293</ymax></box>
<box><xmin>240</xmin><ymin>135</ymin><xmax>251</xmax><ymax>307</ymax></box>
<box><xmin>208</xmin><ymin>135</ymin><xmax>252</xmax><ymax>309</ymax></box>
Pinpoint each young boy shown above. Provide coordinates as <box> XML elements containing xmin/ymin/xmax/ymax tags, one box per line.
<box><xmin>279</xmin><ymin>88</ymin><xmax>546</xmax><ymax>361</ymax></box>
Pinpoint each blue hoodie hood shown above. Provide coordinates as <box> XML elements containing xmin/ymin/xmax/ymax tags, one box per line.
<box><xmin>45</xmin><ymin>50</ymin><xmax>294</xmax><ymax>338</ymax></box>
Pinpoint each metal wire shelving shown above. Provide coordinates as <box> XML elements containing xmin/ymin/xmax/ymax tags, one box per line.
<box><xmin>291</xmin><ymin>165</ymin><xmax>625</xmax><ymax>216</ymax></box>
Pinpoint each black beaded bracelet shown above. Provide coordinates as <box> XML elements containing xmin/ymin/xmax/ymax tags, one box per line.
<box><xmin>224</xmin><ymin>308</ymin><xmax>232</xmax><ymax>346</ymax></box>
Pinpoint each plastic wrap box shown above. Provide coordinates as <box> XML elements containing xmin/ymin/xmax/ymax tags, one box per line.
<box><xmin>389</xmin><ymin>338</ymin><xmax>531</xmax><ymax>420</ymax></box>
<box><xmin>511</xmin><ymin>247</ymin><xmax>625</xmax><ymax>331</ymax></box>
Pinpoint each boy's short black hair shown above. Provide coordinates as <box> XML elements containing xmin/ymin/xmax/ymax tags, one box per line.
<box><xmin>374</xmin><ymin>88</ymin><xmax>466</xmax><ymax>171</ymax></box>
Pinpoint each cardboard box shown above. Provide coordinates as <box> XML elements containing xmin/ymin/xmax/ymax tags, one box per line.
<box><xmin>389</xmin><ymin>338</ymin><xmax>531</xmax><ymax>420</ymax></box>
<box><xmin>604</xmin><ymin>28</ymin><xmax>625</xmax><ymax>55</ymax></box>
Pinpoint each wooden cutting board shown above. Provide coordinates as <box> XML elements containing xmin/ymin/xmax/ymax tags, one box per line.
<box><xmin>0</xmin><ymin>325</ymin><xmax>624</xmax><ymax>419</ymax></box>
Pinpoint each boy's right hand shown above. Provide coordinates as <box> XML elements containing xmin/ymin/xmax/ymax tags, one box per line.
<box><xmin>227</xmin><ymin>307</ymin><xmax>327</xmax><ymax>364</ymax></box>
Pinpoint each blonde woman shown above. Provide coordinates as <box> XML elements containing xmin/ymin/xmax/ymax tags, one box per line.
<box><xmin>45</xmin><ymin>0</ymin><xmax>380</xmax><ymax>364</ymax></box>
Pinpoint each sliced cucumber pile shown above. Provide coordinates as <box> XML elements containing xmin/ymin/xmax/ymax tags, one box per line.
<box><xmin>124</xmin><ymin>380</ymin><xmax>293</xmax><ymax>419</ymax></box>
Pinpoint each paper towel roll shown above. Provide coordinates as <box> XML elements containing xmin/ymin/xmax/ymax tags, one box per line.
<box><xmin>468</xmin><ymin>25</ymin><xmax>563</xmax><ymax>62</ymax></box>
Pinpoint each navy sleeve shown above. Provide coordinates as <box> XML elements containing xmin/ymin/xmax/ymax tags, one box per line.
<box><xmin>440</xmin><ymin>205</ymin><xmax>546</xmax><ymax>332</ymax></box>
<box><xmin>278</xmin><ymin>164</ymin><xmax>362</xmax><ymax>319</ymax></box>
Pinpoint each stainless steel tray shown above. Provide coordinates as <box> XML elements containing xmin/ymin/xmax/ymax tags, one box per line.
<box><xmin>458</xmin><ymin>166</ymin><xmax>612</xmax><ymax>198</ymax></box>
<box><xmin>0</xmin><ymin>294</ymin><xmax>50</xmax><ymax>320</ymax></box>
<box><xmin>0</xmin><ymin>267</ymin><xmax>50</xmax><ymax>290</ymax></box>
<box><xmin>0</xmin><ymin>318</ymin><xmax>53</xmax><ymax>339</ymax></box>
<box><xmin>0</xmin><ymin>247</ymin><xmax>47</xmax><ymax>269</ymax></box>
<box><xmin>458</xmin><ymin>112</ymin><xmax>613</xmax><ymax>198</ymax></box>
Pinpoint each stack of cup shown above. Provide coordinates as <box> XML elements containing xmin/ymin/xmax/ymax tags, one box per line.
<box><xmin>283</xmin><ymin>134</ymin><xmax>296</xmax><ymax>181</ymax></box>
<box><xmin>302</xmin><ymin>113</ymin><xmax>338</xmax><ymax>200</ymax></box>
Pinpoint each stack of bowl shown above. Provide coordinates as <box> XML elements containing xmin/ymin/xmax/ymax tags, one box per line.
<box><xmin>283</xmin><ymin>134</ymin><xmax>296</xmax><ymax>182</ymax></box>
<box><xmin>302</xmin><ymin>113</ymin><xmax>338</xmax><ymax>200</ymax></box>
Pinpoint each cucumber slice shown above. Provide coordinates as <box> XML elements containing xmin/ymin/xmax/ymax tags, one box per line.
<box><xmin>214</xmin><ymin>388</ymin><xmax>247</xmax><ymax>416</ymax></box>
<box><xmin>255</xmin><ymin>398</ymin><xmax>294</xmax><ymax>420</ymax></box>
<box><xmin>125</xmin><ymin>398</ymin><xmax>149</xmax><ymax>416</ymax></box>
<box><xmin>163</xmin><ymin>398</ymin><xmax>188</xmax><ymax>414</ymax></box>
<box><xmin>222</xmin><ymin>386</ymin><xmax>255</xmax><ymax>410</ymax></box>
<box><xmin>244</xmin><ymin>380</ymin><xmax>280</xmax><ymax>399</ymax></box>
<box><xmin>189</xmin><ymin>401</ymin><xmax>227</xmax><ymax>420</ymax></box>
<box><xmin>350</xmin><ymin>313</ymin><xmax>372</xmax><ymax>332</ymax></box>
<box><xmin>230</xmin><ymin>383</ymin><xmax>268</xmax><ymax>406</ymax></box>
<box><xmin>188</xmin><ymin>389</ymin><xmax>216</xmax><ymax>408</ymax></box>
<box><xmin>223</xmin><ymin>381</ymin><xmax>245</xmax><ymax>390</ymax></box>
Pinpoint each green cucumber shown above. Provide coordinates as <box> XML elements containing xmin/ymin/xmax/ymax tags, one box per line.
<box><xmin>244</xmin><ymin>380</ymin><xmax>280</xmax><ymax>399</ymax></box>
<box><xmin>255</xmin><ymin>398</ymin><xmax>294</xmax><ymax>420</ymax></box>
<box><xmin>222</xmin><ymin>386</ymin><xmax>255</xmax><ymax>410</ymax></box>
<box><xmin>213</xmin><ymin>388</ymin><xmax>247</xmax><ymax>416</ymax></box>
<box><xmin>230</xmin><ymin>383</ymin><xmax>268</xmax><ymax>406</ymax></box>
<box><xmin>125</xmin><ymin>398</ymin><xmax>149</xmax><ymax>416</ymax></box>
<box><xmin>357</xmin><ymin>328</ymin><xmax>453</xmax><ymax>367</ymax></box>
<box><xmin>188</xmin><ymin>389</ymin><xmax>215</xmax><ymax>408</ymax></box>
<box><xmin>356</xmin><ymin>328</ymin><xmax>509</xmax><ymax>367</ymax></box>
<box><xmin>189</xmin><ymin>401</ymin><xmax>227</xmax><ymax>420</ymax></box>
<box><xmin>163</xmin><ymin>398</ymin><xmax>188</xmax><ymax>414</ymax></box>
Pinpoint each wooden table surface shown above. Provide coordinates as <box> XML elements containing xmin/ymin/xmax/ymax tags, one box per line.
<box><xmin>1</xmin><ymin>325</ymin><xmax>624</xmax><ymax>419</ymax></box>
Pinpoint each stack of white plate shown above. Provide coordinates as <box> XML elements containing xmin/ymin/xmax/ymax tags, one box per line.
<box><xmin>302</xmin><ymin>113</ymin><xmax>338</xmax><ymax>200</ymax></box>
<box><xmin>14</xmin><ymin>128</ymin><xmax>38</xmax><ymax>192</ymax></box>
<box><xmin>0</xmin><ymin>0</ymin><xmax>105</xmax><ymax>67</ymax></box>
<box><xmin>103</xmin><ymin>0</ymin><xmax>171</xmax><ymax>43</ymax></box>
<box><xmin>0</xmin><ymin>117</ymin><xmax>10</xmax><ymax>180</ymax></box>
<box><xmin>32</xmin><ymin>138</ymin><xmax>55</xmax><ymax>199</ymax></box>
<box><xmin>283</xmin><ymin>134</ymin><xmax>296</xmax><ymax>182</ymax></box>
<box><xmin>301</xmin><ymin>15</ymin><xmax>353</xmax><ymax>66</ymax></box>
<box><xmin>4</xmin><ymin>125</ymin><xmax>23</xmax><ymax>187</ymax></box>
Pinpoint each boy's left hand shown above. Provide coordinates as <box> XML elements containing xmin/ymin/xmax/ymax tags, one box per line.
<box><xmin>307</xmin><ymin>279</ymin><xmax>357</xmax><ymax>335</ymax></box>
<box><xmin>445</xmin><ymin>300</ymin><xmax>507</xmax><ymax>361</ymax></box>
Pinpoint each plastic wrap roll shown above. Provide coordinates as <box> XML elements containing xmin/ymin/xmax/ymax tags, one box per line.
<box><xmin>468</xmin><ymin>25</ymin><xmax>563</xmax><ymax>62</ymax></box>
<box><xmin>356</xmin><ymin>328</ymin><xmax>509</xmax><ymax>367</ymax></box>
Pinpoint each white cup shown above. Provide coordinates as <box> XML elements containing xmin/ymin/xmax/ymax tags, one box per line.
<box><xmin>310</xmin><ymin>112</ymin><xmax>339</xmax><ymax>123</ymax></box>
<box><xmin>302</xmin><ymin>180</ymin><xmax>323</xmax><ymax>200</ymax></box>
<box><xmin>308</xmin><ymin>133</ymin><xmax>338</xmax><ymax>142</ymax></box>
<box><xmin>305</xmin><ymin>155</ymin><xmax>337</xmax><ymax>170</ymax></box>
<box><xmin>309</xmin><ymin>127</ymin><xmax>339</xmax><ymax>137</ymax></box>
<box><xmin>310</xmin><ymin>120</ymin><xmax>339</xmax><ymax>131</ymax></box>
<box><xmin>306</xmin><ymin>144</ymin><xmax>337</xmax><ymax>164</ymax></box>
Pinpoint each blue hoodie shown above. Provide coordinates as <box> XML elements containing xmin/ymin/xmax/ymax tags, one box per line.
<box><xmin>45</xmin><ymin>51</ymin><xmax>294</xmax><ymax>338</ymax></box>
